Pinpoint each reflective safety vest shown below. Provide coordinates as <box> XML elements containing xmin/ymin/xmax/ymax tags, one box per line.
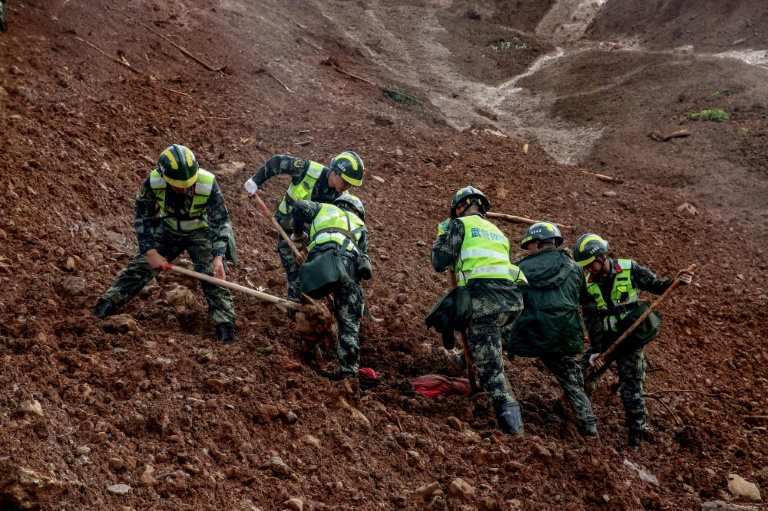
<box><xmin>585</xmin><ymin>259</ymin><xmax>639</xmax><ymax>332</ymax></box>
<box><xmin>308</xmin><ymin>204</ymin><xmax>365</xmax><ymax>254</ymax></box>
<box><xmin>278</xmin><ymin>161</ymin><xmax>325</xmax><ymax>215</ymax></box>
<box><xmin>150</xmin><ymin>168</ymin><xmax>214</xmax><ymax>232</ymax></box>
<box><xmin>455</xmin><ymin>215</ymin><xmax>526</xmax><ymax>286</ymax></box>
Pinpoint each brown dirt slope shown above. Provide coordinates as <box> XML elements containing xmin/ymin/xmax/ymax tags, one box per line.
<box><xmin>587</xmin><ymin>0</ymin><xmax>768</xmax><ymax>52</ymax></box>
<box><xmin>0</xmin><ymin>1</ymin><xmax>767</xmax><ymax>511</ymax></box>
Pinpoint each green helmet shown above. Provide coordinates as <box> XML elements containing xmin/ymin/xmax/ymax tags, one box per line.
<box><xmin>450</xmin><ymin>186</ymin><xmax>490</xmax><ymax>218</ymax></box>
<box><xmin>574</xmin><ymin>233</ymin><xmax>609</xmax><ymax>267</ymax></box>
<box><xmin>157</xmin><ymin>144</ymin><xmax>199</xmax><ymax>188</ymax></box>
<box><xmin>330</xmin><ymin>151</ymin><xmax>364</xmax><ymax>186</ymax></box>
<box><xmin>521</xmin><ymin>222</ymin><xmax>563</xmax><ymax>249</ymax></box>
<box><xmin>334</xmin><ymin>194</ymin><xmax>366</xmax><ymax>222</ymax></box>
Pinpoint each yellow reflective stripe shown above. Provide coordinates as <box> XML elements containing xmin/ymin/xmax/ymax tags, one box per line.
<box><xmin>461</xmin><ymin>265</ymin><xmax>521</xmax><ymax>280</ymax></box>
<box><xmin>460</xmin><ymin>248</ymin><xmax>509</xmax><ymax>260</ymax></box>
<box><xmin>179</xmin><ymin>219</ymin><xmax>206</xmax><ymax>230</ymax></box>
<box><xmin>314</xmin><ymin>213</ymin><xmax>337</xmax><ymax>224</ymax></box>
<box><xmin>163</xmin><ymin>218</ymin><xmax>208</xmax><ymax>231</ymax></box>
<box><xmin>280</xmin><ymin>161</ymin><xmax>323</xmax><ymax>215</ymax></box>
<box><xmin>307</xmin><ymin>161</ymin><xmax>324</xmax><ymax>178</ymax></box>
<box><xmin>194</xmin><ymin>182</ymin><xmax>212</xmax><ymax>195</ymax></box>
<box><xmin>150</xmin><ymin>176</ymin><xmax>166</xmax><ymax>188</ymax></box>
<box><xmin>310</xmin><ymin>232</ymin><xmax>360</xmax><ymax>253</ymax></box>
<box><xmin>161</xmin><ymin>148</ymin><xmax>179</xmax><ymax>169</ymax></box>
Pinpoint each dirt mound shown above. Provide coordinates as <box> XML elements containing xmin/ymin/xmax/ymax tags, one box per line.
<box><xmin>0</xmin><ymin>1</ymin><xmax>767</xmax><ymax>510</ymax></box>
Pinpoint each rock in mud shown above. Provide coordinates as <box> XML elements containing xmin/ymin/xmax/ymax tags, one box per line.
<box><xmin>106</xmin><ymin>484</ymin><xmax>131</xmax><ymax>495</ymax></box>
<box><xmin>0</xmin><ymin>460</ymin><xmax>64</xmax><ymax>509</ymax></box>
<box><xmin>727</xmin><ymin>474</ymin><xmax>762</xmax><ymax>502</ymax></box>
<box><xmin>282</xmin><ymin>498</ymin><xmax>303</xmax><ymax>511</ymax></box>
<box><xmin>164</xmin><ymin>283</ymin><xmax>197</xmax><ymax>308</ymax></box>
<box><xmin>103</xmin><ymin>314</ymin><xmax>140</xmax><ymax>334</ymax></box>
<box><xmin>57</xmin><ymin>276</ymin><xmax>86</xmax><ymax>296</ymax></box>
<box><xmin>262</xmin><ymin>456</ymin><xmax>291</xmax><ymax>476</ymax></box>
<box><xmin>447</xmin><ymin>478</ymin><xmax>474</xmax><ymax>501</ymax></box>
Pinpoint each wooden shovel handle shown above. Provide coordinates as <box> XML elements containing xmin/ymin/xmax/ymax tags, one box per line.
<box><xmin>163</xmin><ymin>264</ymin><xmax>303</xmax><ymax>311</ymax></box>
<box><xmin>449</xmin><ymin>272</ymin><xmax>480</xmax><ymax>394</ymax></box>
<box><xmin>253</xmin><ymin>194</ymin><xmax>305</xmax><ymax>264</ymax></box>
<box><xmin>584</xmin><ymin>263</ymin><xmax>696</xmax><ymax>378</ymax></box>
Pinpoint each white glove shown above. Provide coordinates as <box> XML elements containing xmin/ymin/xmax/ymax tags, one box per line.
<box><xmin>677</xmin><ymin>271</ymin><xmax>693</xmax><ymax>285</ymax></box>
<box><xmin>244</xmin><ymin>178</ymin><xmax>258</xmax><ymax>197</ymax></box>
<box><xmin>588</xmin><ymin>353</ymin><xmax>603</xmax><ymax>369</ymax></box>
<box><xmin>290</xmin><ymin>232</ymin><xmax>308</xmax><ymax>242</ymax></box>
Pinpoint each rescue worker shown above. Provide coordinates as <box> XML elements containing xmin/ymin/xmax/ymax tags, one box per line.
<box><xmin>291</xmin><ymin>194</ymin><xmax>371</xmax><ymax>377</ymax></box>
<box><xmin>0</xmin><ymin>0</ymin><xmax>7</xmax><ymax>32</ymax></box>
<box><xmin>431</xmin><ymin>187</ymin><xmax>526</xmax><ymax>436</ymax></box>
<box><xmin>243</xmin><ymin>152</ymin><xmax>364</xmax><ymax>305</ymax></box>
<box><xmin>507</xmin><ymin>222</ymin><xmax>598</xmax><ymax>438</ymax></box>
<box><xmin>92</xmin><ymin>144</ymin><xmax>237</xmax><ymax>345</ymax></box>
<box><xmin>574</xmin><ymin>233</ymin><xmax>692</xmax><ymax>449</ymax></box>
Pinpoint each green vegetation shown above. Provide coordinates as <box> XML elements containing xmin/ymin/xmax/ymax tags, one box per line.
<box><xmin>710</xmin><ymin>89</ymin><xmax>730</xmax><ymax>97</ymax></box>
<box><xmin>687</xmin><ymin>108</ymin><xmax>730</xmax><ymax>122</ymax></box>
<box><xmin>383</xmin><ymin>85</ymin><xmax>421</xmax><ymax>106</ymax></box>
<box><xmin>739</xmin><ymin>127</ymin><xmax>750</xmax><ymax>134</ymax></box>
<box><xmin>490</xmin><ymin>37</ymin><xmax>531</xmax><ymax>51</ymax></box>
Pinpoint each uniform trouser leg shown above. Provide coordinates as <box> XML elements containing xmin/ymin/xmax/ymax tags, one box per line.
<box><xmin>186</xmin><ymin>230</ymin><xmax>235</xmax><ymax>327</ymax></box>
<box><xmin>467</xmin><ymin>312</ymin><xmax>518</xmax><ymax>408</ymax></box>
<box><xmin>99</xmin><ymin>235</ymin><xmax>185</xmax><ymax>308</ymax></box>
<box><xmin>277</xmin><ymin>235</ymin><xmax>301</xmax><ymax>303</ymax></box>
<box><xmin>617</xmin><ymin>346</ymin><xmax>648</xmax><ymax>432</ymax></box>
<box><xmin>542</xmin><ymin>355</ymin><xmax>597</xmax><ymax>427</ymax></box>
<box><xmin>334</xmin><ymin>278</ymin><xmax>364</xmax><ymax>376</ymax></box>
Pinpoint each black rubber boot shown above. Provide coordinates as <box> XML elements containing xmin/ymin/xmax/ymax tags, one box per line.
<box><xmin>216</xmin><ymin>322</ymin><xmax>236</xmax><ymax>345</ymax></box>
<box><xmin>581</xmin><ymin>423</ymin><xmax>599</xmax><ymax>439</ymax></box>
<box><xmin>628</xmin><ymin>429</ymin><xmax>645</xmax><ymax>450</ymax></box>
<box><xmin>92</xmin><ymin>298</ymin><xmax>118</xmax><ymax>318</ymax></box>
<box><xmin>495</xmin><ymin>402</ymin><xmax>524</xmax><ymax>437</ymax></box>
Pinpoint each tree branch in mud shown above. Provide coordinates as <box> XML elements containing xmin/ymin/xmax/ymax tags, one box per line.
<box><xmin>74</xmin><ymin>37</ymin><xmax>144</xmax><ymax>76</ymax></box>
<box><xmin>139</xmin><ymin>22</ymin><xmax>226</xmax><ymax>74</ymax></box>
<box><xmin>322</xmin><ymin>58</ymin><xmax>423</xmax><ymax>107</ymax></box>
<box><xmin>254</xmin><ymin>68</ymin><xmax>295</xmax><ymax>93</ymax></box>
<box><xmin>580</xmin><ymin>170</ymin><xmax>624</xmax><ymax>183</ymax></box>
<box><xmin>644</xmin><ymin>393</ymin><xmax>684</xmax><ymax>426</ymax></box>
<box><xmin>486</xmin><ymin>212</ymin><xmax>570</xmax><ymax>229</ymax></box>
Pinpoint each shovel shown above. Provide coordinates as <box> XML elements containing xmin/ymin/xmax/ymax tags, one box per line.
<box><xmin>583</xmin><ymin>263</ymin><xmax>696</xmax><ymax>379</ymax></box>
<box><xmin>449</xmin><ymin>272</ymin><xmax>480</xmax><ymax>394</ymax></box>
<box><xmin>162</xmin><ymin>264</ymin><xmax>333</xmax><ymax>341</ymax></box>
<box><xmin>252</xmin><ymin>193</ymin><xmax>306</xmax><ymax>264</ymax></box>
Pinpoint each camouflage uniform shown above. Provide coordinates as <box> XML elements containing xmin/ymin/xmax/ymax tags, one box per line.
<box><xmin>249</xmin><ymin>155</ymin><xmax>341</xmax><ymax>303</ymax></box>
<box><xmin>97</xmin><ymin>173</ymin><xmax>235</xmax><ymax>327</ymax></box>
<box><xmin>431</xmin><ymin>215</ymin><xmax>524</xmax><ymax>408</ymax></box>
<box><xmin>292</xmin><ymin>200</ymin><xmax>369</xmax><ymax>375</ymax></box>
<box><xmin>580</xmin><ymin>259</ymin><xmax>675</xmax><ymax>433</ymax></box>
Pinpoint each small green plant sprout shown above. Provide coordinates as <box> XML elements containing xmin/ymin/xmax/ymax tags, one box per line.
<box><xmin>687</xmin><ymin>108</ymin><xmax>730</xmax><ymax>122</ymax></box>
<box><xmin>710</xmin><ymin>89</ymin><xmax>730</xmax><ymax>97</ymax></box>
<box><xmin>383</xmin><ymin>85</ymin><xmax>421</xmax><ymax>106</ymax></box>
<box><xmin>739</xmin><ymin>127</ymin><xmax>750</xmax><ymax>134</ymax></box>
<box><xmin>490</xmin><ymin>37</ymin><xmax>531</xmax><ymax>51</ymax></box>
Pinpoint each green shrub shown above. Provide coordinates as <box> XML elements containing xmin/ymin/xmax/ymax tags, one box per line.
<box><xmin>687</xmin><ymin>108</ymin><xmax>730</xmax><ymax>122</ymax></box>
<box><xmin>490</xmin><ymin>37</ymin><xmax>531</xmax><ymax>51</ymax></box>
<box><xmin>384</xmin><ymin>85</ymin><xmax>420</xmax><ymax>106</ymax></box>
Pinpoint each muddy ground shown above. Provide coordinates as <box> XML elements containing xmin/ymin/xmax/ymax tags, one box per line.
<box><xmin>0</xmin><ymin>0</ymin><xmax>767</xmax><ymax>510</ymax></box>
